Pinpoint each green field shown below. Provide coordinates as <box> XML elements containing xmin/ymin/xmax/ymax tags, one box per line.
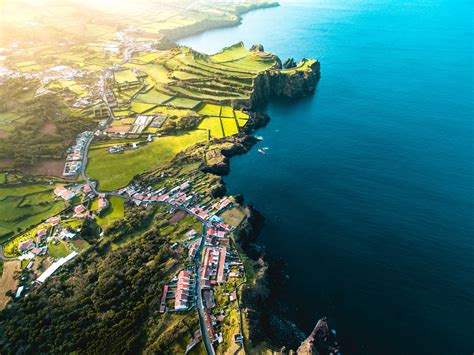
<box><xmin>114</xmin><ymin>69</ymin><xmax>139</xmax><ymax>84</ymax></box>
<box><xmin>237</xmin><ymin>118</ymin><xmax>248</xmax><ymax>127</ymax></box>
<box><xmin>135</xmin><ymin>90</ymin><xmax>173</xmax><ymax>105</ymax></box>
<box><xmin>220</xmin><ymin>106</ymin><xmax>234</xmax><ymax>118</ymax></box>
<box><xmin>130</xmin><ymin>101</ymin><xmax>157</xmax><ymax>114</ymax></box>
<box><xmin>48</xmin><ymin>240</ymin><xmax>72</xmax><ymax>259</ymax></box>
<box><xmin>86</xmin><ymin>130</ymin><xmax>208</xmax><ymax>191</ymax></box>
<box><xmin>92</xmin><ymin>196</ymin><xmax>125</xmax><ymax>227</ymax></box>
<box><xmin>234</xmin><ymin>110</ymin><xmax>249</xmax><ymax>119</ymax></box>
<box><xmin>210</xmin><ymin>43</ymin><xmax>251</xmax><ymax>63</ymax></box>
<box><xmin>141</xmin><ymin>64</ymin><xmax>171</xmax><ymax>84</ymax></box>
<box><xmin>166</xmin><ymin>97</ymin><xmax>201</xmax><ymax>109</ymax></box>
<box><xmin>0</xmin><ymin>183</ymin><xmax>67</xmax><ymax>240</ymax></box>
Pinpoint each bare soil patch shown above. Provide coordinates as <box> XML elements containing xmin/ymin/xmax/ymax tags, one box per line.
<box><xmin>106</xmin><ymin>126</ymin><xmax>130</xmax><ymax>134</ymax></box>
<box><xmin>170</xmin><ymin>210</ymin><xmax>188</xmax><ymax>224</ymax></box>
<box><xmin>0</xmin><ymin>260</ymin><xmax>20</xmax><ymax>310</ymax></box>
<box><xmin>0</xmin><ymin>159</ymin><xmax>14</xmax><ymax>169</ymax></box>
<box><xmin>220</xmin><ymin>207</ymin><xmax>246</xmax><ymax>227</ymax></box>
<box><xmin>20</xmin><ymin>159</ymin><xmax>75</xmax><ymax>179</ymax></box>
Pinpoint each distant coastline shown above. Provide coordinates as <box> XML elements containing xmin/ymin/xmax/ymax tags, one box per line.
<box><xmin>165</xmin><ymin>2</ymin><xmax>280</xmax><ymax>42</ymax></box>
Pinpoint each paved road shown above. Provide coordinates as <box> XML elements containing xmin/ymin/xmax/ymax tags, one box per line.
<box><xmin>194</xmin><ymin>221</ymin><xmax>216</xmax><ymax>355</ymax></box>
<box><xmin>0</xmin><ymin>245</ymin><xmax>16</xmax><ymax>261</ymax></box>
<box><xmin>80</xmin><ymin>75</ymin><xmax>115</xmax><ymax>197</ymax></box>
<box><xmin>183</xmin><ymin>208</ymin><xmax>215</xmax><ymax>355</ymax></box>
<box><xmin>80</xmin><ymin>133</ymin><xmax>98</xmax><ymax>195</ymax></box>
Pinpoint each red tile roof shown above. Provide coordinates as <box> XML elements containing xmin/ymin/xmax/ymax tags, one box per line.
<box><xmin>37</xmin><ymin>228</ymin><xmax>47</xmax><ymax>237</ymax></box>
<box><xmin>217</xmin><ymin>247</ymin><xmax>227</xmax><ymax>283</ymax></box>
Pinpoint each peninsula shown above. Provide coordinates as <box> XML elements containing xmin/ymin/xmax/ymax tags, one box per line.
<box><xmin>0</xmin><ymin>1</ymin><xmax>335</xmax><ymax>353</ymax></box>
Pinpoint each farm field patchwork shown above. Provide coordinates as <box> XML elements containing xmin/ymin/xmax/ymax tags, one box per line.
<box><xmin>198</xmin><ymin>117</ymin><xmax>224</xmax><ymax>138</ymax></box>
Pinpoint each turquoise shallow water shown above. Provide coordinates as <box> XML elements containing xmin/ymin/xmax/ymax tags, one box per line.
<box><xmin>179</xmin><ymin>1</ymin><xmax>474</xmax><ymax>353</ymax></box>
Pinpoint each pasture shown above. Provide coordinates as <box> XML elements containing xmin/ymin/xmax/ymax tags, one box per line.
<box><xmin>92</xmin><ymin>196</ymin><xmax>125</xmax><ymax>228</ymax></box>
<box><xmin>0</xmin><ymin>183</ymin><xmax>67</xmax><ymax>241</ymax></box>
<box><xmin>86</xmin><ymin>130</ymin><xmax>208</xmax><ymax>191</ymax></box>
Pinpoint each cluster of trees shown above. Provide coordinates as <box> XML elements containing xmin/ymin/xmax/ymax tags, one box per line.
<box><xmin>105</xmin><ymin>204</ymin><xmax>156</xmax><ymax>243</ymax></box>
<box><xmin>0</xmin><ymin>80</ymin><xmax>96</xmax><ymax>166</ymax></box>
<box><xmin>0</xmin><ymin>220</ymin><xmax>177</xmax><ymax>354</ymax></box>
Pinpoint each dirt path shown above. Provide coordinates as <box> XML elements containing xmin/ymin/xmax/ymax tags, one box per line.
<box><xmin>0</xmin><ymin>260</ymin><xmax>20</xmax><ymax>310</ymax></box>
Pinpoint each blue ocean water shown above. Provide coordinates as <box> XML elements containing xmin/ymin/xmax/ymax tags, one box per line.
<box><xmin>178</xmin><ymin>1</ymin><xmax>474</xmax><ymax>353</ymax></box>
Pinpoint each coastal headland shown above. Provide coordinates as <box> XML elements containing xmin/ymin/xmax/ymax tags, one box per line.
<box><xmin>0</xmin><ymin>1</ymin><xmax>332</xmax><ymax>354</ymax></box>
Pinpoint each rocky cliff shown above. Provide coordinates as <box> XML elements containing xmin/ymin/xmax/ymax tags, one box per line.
<box><xmin>249</xmin><ymin>59</ymin><xmax>321</xmax><ymax>109</ymax></box>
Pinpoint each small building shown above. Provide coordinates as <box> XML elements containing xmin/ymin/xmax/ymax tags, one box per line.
<box><xmin>47</xmin><ymin>216</ymin><xmax>61</xmax><ymax>226</ymax></box>
<box><xmin>37</xmin><ymin>228</ymin><xmax>47</xmax><ymax>237</ymax></box>
<box><xmin>74</xmin><ymin>204</ymin><xmax>86</xmax><ymax>215</ymax></box>
<box><xmin>54</xmin><ymin>186</ymin><xmax>76</xmax><ymax>201</ymax></box>
<box><xmin>18</xmin><ymin>239</ymin><xmax>34</xmax><ymax>252</ymax></box>
<box><xmin>59</xmin><ymin>229</ymin><xmax>76</xmax><ymax>240</ymax></box>
<box><xmin>97</xmin><ymin>195</ymin><xmax>109</xmax><ymax>213</ymax></box>
<box><xmin>174</xmin><ymin>270</ymin><xmax>193</xmax><ymax>310</ymax></box>
<box><xmin>15</xmin><ymin>286</ymin><xmax>24</xmax><ymax>299</ymax></box>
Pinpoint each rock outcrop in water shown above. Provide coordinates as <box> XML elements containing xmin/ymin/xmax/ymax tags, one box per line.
<box><xmin>283</xmin><ymin>57</ymin><xmax>297</xmax><ymax>69</ymax></box>
<box><xmin>296</xmin><ymin>318</ymin><xmax>340</xmax><ymax>355</ymax></box>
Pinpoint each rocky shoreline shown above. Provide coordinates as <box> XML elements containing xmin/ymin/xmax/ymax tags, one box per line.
<box><xmin>167</xmin><ymin>5</ymin><xmax>328</xmax><ymax>353</ymax></box>
<box><xmin>192</xmin><ymin>66</ymin><xmax>327</xmax><ymax>352</ymax></box>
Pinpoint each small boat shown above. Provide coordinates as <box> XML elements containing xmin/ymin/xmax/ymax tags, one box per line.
<box><xmin>254</xmin><ymin>135</ymin><xmax>264</xmax><ymax>141</ymax></box>
<box><xmin>258</xmin><ymin>148</ymin><xmax>266</xmax><ymax>155</ymax></box>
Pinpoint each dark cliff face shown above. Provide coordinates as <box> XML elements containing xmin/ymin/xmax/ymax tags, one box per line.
<box><xmin>250</xmin><ymin>60</ymin><xmax>321</xmax><ymax>109</ymax></box>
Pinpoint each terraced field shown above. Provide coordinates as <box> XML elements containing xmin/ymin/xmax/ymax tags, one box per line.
<box><xmin>110</xmin><ymin>43</ymin><xmax>271</xmax><ymax>131</ymax></box>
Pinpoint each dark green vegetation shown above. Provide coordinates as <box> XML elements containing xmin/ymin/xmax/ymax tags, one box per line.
<box><xmin>0</xmin><ymin>79</ymin><xmax>96</xmax><ymax>166</ymax></box>
<box><xmin>0</xmin><ymin>209</ymin><xmax>190</xmax><ymax>354</ymax></box>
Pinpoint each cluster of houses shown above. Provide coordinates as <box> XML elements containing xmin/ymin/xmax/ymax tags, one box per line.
<box><xmin>160</xmin><ymin>268</ymin><xmax>196</xmax><ymax>313</ymax></box>
<box><xmin>63</xmin><ymin>131</ymin><xmax>93</xmax><ymax>176</ymax></box>
<box><xmin>18</xmin><ymin>227</ymin><xmax>48</xmax><ymax>256</ymax></box>
<box><xmin>16</xmin><ymin>215</ymin><xmax>79</xmax><ymax>258</ymax></box>
<box><xmin>117</xmin><ymin>180</ymin><xmax>196</xmax><ymax>207</ymax></box>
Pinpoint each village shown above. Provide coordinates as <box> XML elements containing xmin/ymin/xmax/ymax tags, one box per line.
<box><xmin>0</xmin><ymin>1</ymin><xmax>308</xmax><ymax>352</ymax></box>
<box><xmin>3</xmin><ymin>167</ymin><xmax>248</xmax><ymax>353</ymax></box>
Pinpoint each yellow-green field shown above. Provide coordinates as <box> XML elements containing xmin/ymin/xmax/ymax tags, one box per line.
<box><xmin>198</xmin><ymin>117</ymin><xmax>224</xmax><ymax>138</ymax></box>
